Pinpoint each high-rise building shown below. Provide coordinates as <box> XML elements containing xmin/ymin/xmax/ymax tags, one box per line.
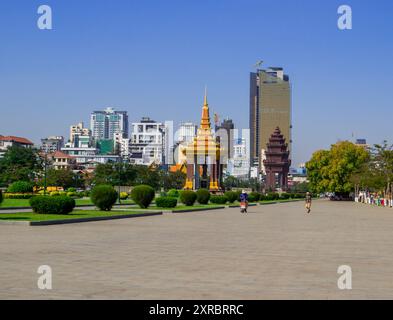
<box><xmin>250</xmin><ymin>67</ymin><xmax>292</xmax><ymax>170</ymax></box>
<box><xmin>215</xmin><ymin>118</ymin><xmax>234</xmax><ymax>160</ymax></box>
<box><xmin>69</xmin><ymin>122</ymin><xmax>91</xmax><ymax>147</ymax></box>
<box><xmin>90</xmin><ymin>107</ymin><xmax>129</xmax><ymax>141</ymax></box>
<box><xmin>130</xmin><ymin>117</ymin><xmax>167</xmax><ymax>165</ymax></box>
<box><xmin>226</xmin><ymin>138</ymin><xmax>250</xmax><ymax>179</ymax></box>
<box><xmin>40</xmin><ymin>136</ymin><xmax>65</xmax><ymax>153</ymax></box>
<box><xmin>177</xmin><ymin>122</ymin><xmax>197</xmax><ymax>143</ymax></box>
<box><xmin>114</xmin><ymin>132</ymin><xmax>131</xmax><ymax>158</ymax></box>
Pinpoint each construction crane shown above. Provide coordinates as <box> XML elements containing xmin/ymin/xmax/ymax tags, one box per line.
<box><xmin>254</xmin><ymin>60</ymin><xmax>263</xmax><ymax>69</ymax></box>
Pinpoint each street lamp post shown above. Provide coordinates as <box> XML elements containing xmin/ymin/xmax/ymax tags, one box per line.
<box><xmin>43</xmin><ymin>153</ymin><xmax>48</xmax><ymax>196</ymax></box>
<box><xmin>117</xmin><ymin>145</ymin><xmax>122</xmax><ymax>205</ymax></box>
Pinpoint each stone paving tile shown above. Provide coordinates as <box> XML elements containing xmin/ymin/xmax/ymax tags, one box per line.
<box><xmin>1</xmin><ymin>200</ymin><xmax>393</xmax><ymax>299</ymax></box>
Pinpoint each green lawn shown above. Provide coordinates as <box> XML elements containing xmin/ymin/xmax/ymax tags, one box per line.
<box><xmin>0</xmin><ymin>198</ymin><xmax>135</xmax><ymax>208</ymax></box>
<box><xmin>0</xmin><ymin>209</ymin><xmax>148</xmax><ymax>222</ymax></box>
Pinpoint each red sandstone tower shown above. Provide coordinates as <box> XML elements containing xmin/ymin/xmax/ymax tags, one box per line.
<box><xmin>263</xmin><ymin>127</ymin><xmax>291</xmax><ymax>191</ymax></box>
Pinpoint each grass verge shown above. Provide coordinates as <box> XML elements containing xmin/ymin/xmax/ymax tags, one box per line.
<box><xmin>0</xmin><ymin>210</ymin><xmax>148</xmax><ymax>222</ymax></box>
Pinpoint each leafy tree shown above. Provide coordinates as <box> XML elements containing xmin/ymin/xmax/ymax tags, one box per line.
<box><xmin>0</xmin><ymin>146</ymin><xmax>41</xmax><ymax>184</ymax></box>
<box><xmin>223</xmin><ymin>175</ymin><xmax>261</xmax><ymax>191</ymax></box>
<box><xmin>160</xmin><ymin>170</ymin><xmax>186</xmax><ymax>191</ymax></box>
<box><xmin>133</xmin><ymin>165</ymin><xmax>161</xmax><ymax>190</ymax></box>
<box><xmin>306</xmin><ymin>141</ymin><xmax>370</xmax><ymax>193</ymax></box>
<box><xmin>39</xmin><ymin>168</ymin><xmax>78</xmax><ymax>190</ymax></box>
<box><xmin>290</xmin><ymin>181</ymin><xmax>310</xmax><ymax>193</ymax></box>
<box><xmin>93</xmin><ymin>163</ymin><xmax>137</xmax><ymax>186</ymax></box>
<box><xmin>366</xmin><ymin>142</ymin><xmax>393</xmax><ymax>197</ymax></box>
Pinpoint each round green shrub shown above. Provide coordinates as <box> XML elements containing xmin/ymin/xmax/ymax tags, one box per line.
<box><xmin>67</xmin><ymin>187</ymin><xmax>77</xmax><ymax>193</ymax></box>
<box><xmin>7</xmin><ymin>181</ymin><xmax>34</xmax><ymax>193</ymax></box>
<box><xmin>267</xmin><ymin>192</ymin><xmax>280</xmax><ymax>200</ymax></box>
<box><xmin>196</xmin><ymin>189</ymin><xmax>211</xmax><ymax>204</ymax></box>
<box><xmin>248</xmin><ymin>192</ymin><xmax>261</xmax><ymax>202</ymax></box>
<box><xmin>156</xmin><ymin>196</ymin><xmax>178</xmax><ymax>208</ymax></box>
<box><xmin>167</xmin><ymin>189</ymin><xmax>179</xmax><ymax>198</ymax></box>
<box><xmin>280</xmin><ymin>193</ymin><xmax>291</xmax><ymax>200</ymax></box>
<box><xmin>91</xmin><ymin>185</ymin><xmax>118</xmax><ymax>211</ymax></box>
<box><xmin>30</xmin><ymin>196</ymin><xmax>75</xmax><ymax>215</ymax></box>
<box><xmin>179</xmin><ymin>190</ymin><xmax>197</xmax><ymax>206</ymax></box>
<box><xmin>131</xmin><ymin>185</ymin><xmax>155</xmax><ymax>209</ymax></box>
<box><xmin>210</xmin><ymin>195</ymin><xmax>228</xmax><ymax>204</ymax></box>
<box><xmin>66</xmin><ymin>191</ymin><xmax>78</xmax><ymax>198</ymax></box>
<box><xmin>224</xmin><ymin>191</ymin><xmax>238</xmax><ymax>204</ymax></box>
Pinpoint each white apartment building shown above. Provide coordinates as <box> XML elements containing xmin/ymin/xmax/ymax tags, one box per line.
<box><xmin>114</xmin><ymin>132</ymin><xmax>131</xmax><ymax>158</ymax></box>
<box><xmin>40</xmin><ymin>136</ymin><xmax>65</xmax><ymax>153</ymax></box>
<box><xmin>61</xmin><ymin>146</ymin><xmax>120</xmax><ymax>166</ymax></box>
<box><xmin>0</xmin><ymin>135</ymin><xmax>34</xmax><ymax>158</ymax></box>
<box><xmin>227</xmin><ymin>138</ymin><xmax>250</xmax><ymax>179</ymax></box>
<box><xmin>130</xmin><ymin>117</ymin><xmax>167</xmax><ymax>165</ymax></box>
<box><xmin>177</xmin><ymin>122</ymin><xmax>197</xmax><ymax>143</ymax></box>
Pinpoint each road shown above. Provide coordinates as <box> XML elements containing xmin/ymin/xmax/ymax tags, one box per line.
<box><xmin>1</xmin><ymin>200</ymin><xmax>393</xmax><ymax>299</ymax></box>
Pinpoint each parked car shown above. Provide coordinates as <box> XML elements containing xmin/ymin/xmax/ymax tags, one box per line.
<box><xmin>329</xmin><ymin>192</ymin><xmax>354</xmax><ymax>201</ymax></box>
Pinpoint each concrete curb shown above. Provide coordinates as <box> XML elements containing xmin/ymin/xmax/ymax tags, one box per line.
<box><xmin>0</xmin><ymin>212</ymin><xmax>163</xmax><ymax>226</ymax></box>
<box><xmin>171</xmin><ymin>206</ymin><xmax>226</xmax><ymax>213</ymax></box>
<box><xmin>228</xmin><ymin>203</ymin><xmax>258</xmax><ymax>208</ymax></box>
<box><xmin>0</xmin><ymin>220</ymin><xmax>31</xmax><ymax>226</ymax></box>
<box><xmin>0</xmin><ymin>206</ymin><xmax>30</xmax><ymax>211</ymax></box>
<box><xmin>0</xmin><ymin>202</ymin><xmax>137</xmax><ymax>211</ymax></box>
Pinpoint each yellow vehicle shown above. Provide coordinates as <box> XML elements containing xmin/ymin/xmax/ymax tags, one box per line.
<box><xmin>33</xmin><ymin>186</ymin><xmax>64</xmax><ymax>193</ymax></box>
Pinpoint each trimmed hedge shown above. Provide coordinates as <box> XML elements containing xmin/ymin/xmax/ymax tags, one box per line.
<box><xmin>224</xmin><ymin>191</ymin><xmax>238</xmax><ymax>204</ymax></box>
<box><xmin>179</xmin><ymin>190</ymin><xmax>197</xmax><ymax>206</ymax></box>
<box><xmin>196</xmin><ymin>189</ymin><xmax>211</xmax><ymax>205</ymax></box>
<box><xmin>3</xmin><ymin>193</ymin><xmax>35</xmax><ymax>199</ymax></box>
<box><xmin>210</xmin><ymin>195</ymin><xmax>227</xmax><ymax>204</ymax></box>
<box><xmin>131</xmin><ymin>185</ymin><xmax>155</xmax><ymax>209</ymax></box>
<box><xmin>91</xmin><ymin>185</ymin><xmax>118</xmax><ymax>211</ymax></box>
<box><xmin>30</xmin><ymin>196</ymin><xmax>75</xmax><ymax>215</ymax></box>
<box><xmin>167</xmin><ymin>189</ymin><xmax>180</xmax><ymax>198</ymax></box>
<box><xmin>280</xmin><ymin>193</ymin><xmax>291</xmax><ymax>200</ymax></box>
<box><xmin>156</xmin><ymin>196</ymin><xmax>178</xmax><ymax>208</ymax></box>
<box><xmin>248</xmin><ymin>192</ymin><xmax>261</xmax><ymax>202</ymax></box>
<box><xmin>66</xmin><ymin>191</ymin><xmax>81</xmax><ymax>198</ymax></box>
<box><xmin>7</xmin><ymin>181</ymin><xmax>34</xmax><ymax>193</ymax></box>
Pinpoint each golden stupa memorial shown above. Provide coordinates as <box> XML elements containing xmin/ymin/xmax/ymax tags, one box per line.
<box><xmin>181</xmin><ymin>92</ymin><xmax>224</xmax><ymax>191</ymax></box>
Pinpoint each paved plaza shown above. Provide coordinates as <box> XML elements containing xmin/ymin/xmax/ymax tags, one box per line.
<box><xmin>1</xmin><ymin>200</ymin><xmax>393</xmax><ymax>299</ymax></box>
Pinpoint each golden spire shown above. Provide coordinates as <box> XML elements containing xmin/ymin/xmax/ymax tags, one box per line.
<box><xmin>200</xmin><ymin>87</ymin><xmax>211</xmax><ymax>130</ymax></box>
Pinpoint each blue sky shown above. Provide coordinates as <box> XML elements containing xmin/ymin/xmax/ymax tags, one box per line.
<box><xmin>0</xmin><ymin>0</ymin><xmax>392</xmax><ymax>165</ymax></box>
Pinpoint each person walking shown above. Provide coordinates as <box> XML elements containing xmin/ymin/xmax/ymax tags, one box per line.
<box><xmin>305</xmin><ymin>192</ymin><xmax>312</xmax><ymax>214</ymax></box>
<box><xmin>240</xmin><ymin>190</ymin><xmax>249</xmax><ymax>213</ymax></box>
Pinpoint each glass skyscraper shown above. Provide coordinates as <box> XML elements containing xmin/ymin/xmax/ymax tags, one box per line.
<box><xmin>90</xmin><ymin>107</ymin><xmax>129</xmax><ymax>141</ymax></box>
<box><xmin>249</xmin><ymin>67</ymin><xmax>292</xmax><ymax>170</ymax></box>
